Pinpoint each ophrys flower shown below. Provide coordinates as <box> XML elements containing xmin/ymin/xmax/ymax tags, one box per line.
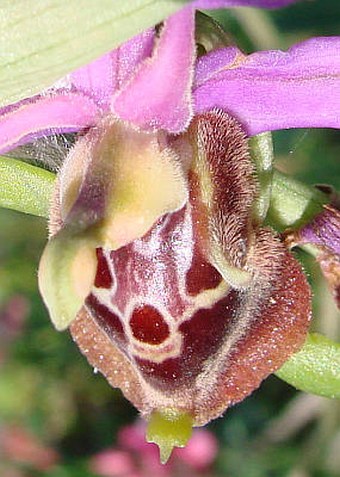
<box><xmin>0</xmin><ymin>6</ymin><xmax>339</xmax><ymax>461</ymax></box>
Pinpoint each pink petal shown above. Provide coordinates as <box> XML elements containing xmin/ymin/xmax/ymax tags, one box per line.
<box><xmin>70</xmin><ymin>52</ymin><xmax>117</xmax><ymax>110</ymax></box>
<box><xmin>89</xmin><ymin>449</ymin><xmax>135</xmax><ymax>477</ymax></box>
<box><xmin>193</xmin><ymin>0</ymin><xmax>298</xmax><ymax>7</ymax></box>
<box><xmin>112</xmin><ymin>9</ymin><xmax>195</xmax><ymax>133</ymax></box>
<box><xmin>69</xmin><ymin>30</ymin><xmax>154</xmax><ymax>110</ymax></box>
<box><xmin>288</xmin><ymin>204</ymin><xmax>340</xmax><ymax>309</ymax></box>
<box><xmin>116</xmin><ymin>29</ymin><xmax>155</xmax><ymax>88</ymax></box>
<box><xmin>194</xmin><ymin>37</ymin><xmax>340</xmax><ymax>135</ymax></box>
<box><xmin>298</xmin><ymin>205</ymin><xmax>340</xmax><ymax>256</ymax></box>
<box><xmin>0</xmin><ymin>93</ymin><xmax>99</xmax><ymax>154</ymax></box>
<box><xmin>194</xmin><ymin>46</ymin><xmax>245</xmax><ymax>87</ymax></box>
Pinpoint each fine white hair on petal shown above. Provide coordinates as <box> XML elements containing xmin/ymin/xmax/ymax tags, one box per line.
<box><xmin>4</xmin><ymin>133</ymin><xmax>76</xmax><ymax>172</ymax></box>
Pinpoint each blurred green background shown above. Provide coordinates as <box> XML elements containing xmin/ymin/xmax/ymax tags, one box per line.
<box><xmin>0</xmin><ymin>1</ymin><xmax>339</xmax><ymax>476</ymax></box>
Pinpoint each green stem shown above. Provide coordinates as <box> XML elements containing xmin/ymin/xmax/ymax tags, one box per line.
<box><xmin>266</xmin><ymin>170</ymin><xmax>328</xmax><ymax>232</ymax></box>
<box><xmin>0</xmin><ymin>156</ymin><xmax>56</xmax><ymax>218</ymax></box>
<box><xmin>275</xmin><ymin>333</ymin><xmax>340</xmax><ymax>399</ymax></box>
<box><xmin>249</xmin><ymin>132</ymin><xmax>274</xmax><ymax>223</ymax></box>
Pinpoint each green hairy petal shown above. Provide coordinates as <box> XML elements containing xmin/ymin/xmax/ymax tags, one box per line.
<box><xmin>275</xmin><ymin>333</ymin><xmax>340</xmax><ymax>399</ymax></box>
<box><xmin>0</xmin><ymin>156</ymin><xmax>56</xmax><ymax>217</ymax></box>
<box><xmin>0</xmin><ymin>0</ymin><xmax>190</xmax><ymax>107</ymax></box>
<box><xmin>38</xmin><ymin>229</ymin><xmax>97</xmax><ymax>330</ymax></box>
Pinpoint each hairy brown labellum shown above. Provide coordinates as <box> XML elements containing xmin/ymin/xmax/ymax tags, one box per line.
<box><xmin>42</xmin><ymin>110</ymin><xmax>311</xmax><ymax>429</ymax></box>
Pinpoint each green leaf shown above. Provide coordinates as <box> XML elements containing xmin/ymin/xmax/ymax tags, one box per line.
<box><xmin>275</xmin><ymin>333</ymin><xmax>340</xmax><ymax>399</ymax></box>
<box><xmin>0</xmin><ymin>0</ymin><xmax>190</xmax><ymax>107</ymax></box>
<box><xmin>0</xmin><ymin>156</ymin><xmax>56</xmax><ymax>217</ymax></box>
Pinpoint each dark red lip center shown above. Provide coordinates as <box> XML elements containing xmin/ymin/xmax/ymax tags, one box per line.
<box><xmin>130</xmin><ymin>305</ymin><xmax>170</xmax><ymax>345</ymax></box>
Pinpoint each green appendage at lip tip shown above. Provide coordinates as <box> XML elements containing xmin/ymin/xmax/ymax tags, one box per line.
<box><xmin>146</xmin><ymin>409</ymin><xmax>193</xmax><ymax>464</ymax></box>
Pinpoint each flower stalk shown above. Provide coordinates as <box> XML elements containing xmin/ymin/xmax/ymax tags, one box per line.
<box><xmin>0</xmin><ymin>155</ymin><xmax>55</xmax><ymax>218</ymax></box>
<box><xmin>267</xmin><ymin>170</ymin><xmax>328</xmax><ymax>231</ymax></box>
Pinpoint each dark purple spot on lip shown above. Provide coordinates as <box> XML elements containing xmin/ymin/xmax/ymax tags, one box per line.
<box><xmin>130</xmin><ymin>305</ymin><xmax>170</xmax><ymax>345</ymax></box>
<box><xmin>135</xmin><ymin>290</ymin><xmax>240</xmax><ymax>389</ymax></box>
<box><xmin>86</xmin><ymin>293</ymin><xmax>125</xmax><ymax>343</ymax></box>
<box><xmin>94</xmin><ymin>248</ymin><xmax>113</xmax><ymax>289</ymax></box>
<box><xmin>186</xmin><ymin>246</ymin><xmax>222</xmax><ymax>296</ymax></box>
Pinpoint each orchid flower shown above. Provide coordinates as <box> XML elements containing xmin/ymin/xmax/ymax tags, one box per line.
<box><xmin>0</xmin><ymin>4</ymin><xmax>339</xmax><ymax>462</ymax></box>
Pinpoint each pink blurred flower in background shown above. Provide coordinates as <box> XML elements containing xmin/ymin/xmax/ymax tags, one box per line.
<box><xmin>0</xmin><ymin>425</ymin><xmax>59</xmax><ymax>473</ymax></box>
<box><xmin>90</xmin><ymin>420</ymin><xmax>218</xmax><ymax>477</ymax></box>
<box><xmin>0</xmin><ymin>296</ymin><xmax>29</xmax><ymax>365</ymax></box>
